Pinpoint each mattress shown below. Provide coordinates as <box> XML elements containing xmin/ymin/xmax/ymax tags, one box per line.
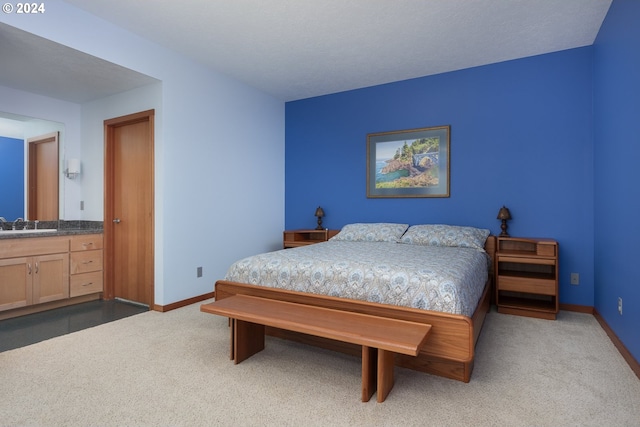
<box><xmin>224</xmin><ymin>240</ymin><xmax>489</xmax><ymax>317</ymax></box>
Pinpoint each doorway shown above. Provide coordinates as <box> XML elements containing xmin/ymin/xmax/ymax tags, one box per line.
<box><xmin>27</xmin><ymin>132</ymin><xmax>59</xmax><ymax>220</ymax></box>
<box><xmin>103</xmin><ymin>110</ymin><xmax>154</xmax><ymax>307</ymax></box>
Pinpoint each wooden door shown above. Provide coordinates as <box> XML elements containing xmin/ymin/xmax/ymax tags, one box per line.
<box><xmin>104</xmin><ymin>110</ymin><xmax>154</xmax><ymax>307</ymax></box>
<box><xmin>27</xmin><ymin>132</ymin><xmax>59</xmax><ymax>220</ymax></box>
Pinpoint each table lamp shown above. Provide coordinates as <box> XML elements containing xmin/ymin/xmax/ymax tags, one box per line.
<box><xmin>315</xmin><ymin>206</ymin><xmax>325</xmax><ymax>230</ymax></box>
<box><xmin>497</xmin><ymin>206</ymin><xmax>512</xmax><ymax>237</ymax></box>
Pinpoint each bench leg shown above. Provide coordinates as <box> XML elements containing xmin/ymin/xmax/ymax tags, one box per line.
<box><xmin>233</xmin><ymin>319</ymin><xmax>265</xmax><ymax>364</ymax></box>
<box><xmin>229</xmin><ymin>318</ymin><xmax>235</xmax><ymax>361</ymax></box>
<box><xmin>377</xmin><ymin>349</ymin><xmax>395</xmax><ymax>403</ymax></box>
<box><xmin>361</xmin><ymin>346</ymin><xmax>377</xmax><ymax>402</ymax></box>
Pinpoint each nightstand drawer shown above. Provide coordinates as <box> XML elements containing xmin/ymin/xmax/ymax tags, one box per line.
<box><xmin>497</xmin><ymin>256</ymin><xmax>556</xmax><ymax>265</ymax></box>
<box><xmin>497</xmin><ymin>275</ymin><xmax>556</xmax><ymax>296</ymax></box>
<box><xmin>70</xmin><ymin>271</ymin><xmax>103</xmax><ymax>297</ymax></box>
<box><xmin>70</xmin><ymin>250</ymin><xmax>103</xmax><ymax>274</ymax></box>
<box><xmin>536</xmin><ymin>243</ymin><xmax>556</xmax><ymax>257</ymax></box>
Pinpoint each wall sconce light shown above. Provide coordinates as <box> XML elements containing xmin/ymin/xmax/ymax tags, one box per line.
<box><xmin>65</xmin><ymin>158</ymin><xmax>81</xmax><ymax>179</ymax></box>
<box><xmin>314</xmin><ymin>206</ymin><xmax>325</xmax><ymax>230</ymax></box>
<box><xmin>496</xmin><ymin>205</ymin><xmax>512</xmax><ymax>237</ymax></box>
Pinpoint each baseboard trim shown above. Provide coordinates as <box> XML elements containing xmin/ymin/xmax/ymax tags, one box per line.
<box><xmin>153</xmin><ymin>292</ymin><xmax>215</xmax><ymax>312</ymax></box>
<box><xmin>593</xmin><ymin>309</ymin><xmax>640</xmax><ymax>381</ymax></box>
<box><xmin>559</xmin><ymin>303</ymin><xmax>594</xmax><ymax>314</ymax></box>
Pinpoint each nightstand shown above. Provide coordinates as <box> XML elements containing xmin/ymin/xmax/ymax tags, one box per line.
<box><xmin>283</xmin><ymin>229</ymin><xmax>340</xmax><ymax>248</ymax></box>
<box><xmin>495</xmin><ymin>237</ymin><xmax>559</xmax><ymax>320</ymax></box>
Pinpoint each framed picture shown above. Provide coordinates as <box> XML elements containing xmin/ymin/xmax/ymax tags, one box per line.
<box><xmin>367</xmin><ymin>125</ymin><xmax>450</xmax><ymax>198</ymax></box>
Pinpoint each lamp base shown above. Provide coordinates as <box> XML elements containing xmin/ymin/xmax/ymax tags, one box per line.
<box><xmin>500</xmin><ymin>220</ymin><xmax>509</xmax><ymax>237</ymax></box>
<box><xmin>315</xmin><ymin>217</ymin><xmax>323</xmax><ymax>230</ymax></box>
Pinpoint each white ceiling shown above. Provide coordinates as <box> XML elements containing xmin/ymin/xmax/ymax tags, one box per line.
<box><xmin>0</xmin><ymin>23</ymin><xmax>159</xmax><ymax>104</ymax></box>
<box><xmin>1</xmin><ymin>0</ymin><xmax>612</xmax><ymax>103</ymax></box>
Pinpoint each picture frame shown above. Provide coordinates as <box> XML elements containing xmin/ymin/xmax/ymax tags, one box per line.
<box><xmin>367</xmin><ymin>125</ymin><xmax>450</xmax><ymax>198</ymax></box>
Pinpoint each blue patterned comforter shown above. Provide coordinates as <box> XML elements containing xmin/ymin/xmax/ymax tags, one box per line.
<box><xmin>224</xmin><ymin>241</ymin><xmax>489</xmax><ymax>317</ymax></box>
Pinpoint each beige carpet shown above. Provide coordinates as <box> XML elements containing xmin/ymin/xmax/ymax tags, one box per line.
<box><xmin>1</xmin><ymin>301</ymin><xmax>639</xmax><ymax>427</ymax></box>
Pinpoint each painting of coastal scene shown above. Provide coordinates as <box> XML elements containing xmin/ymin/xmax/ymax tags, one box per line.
<box><xmin>367</xmin><ymin>126</ymin><xmax>450</xmax><ymax>198</ymax></box>
<box><xmin>375</xmin><ymin>137</ymin><xmax>440</xmax><ymax>188</ymax></box>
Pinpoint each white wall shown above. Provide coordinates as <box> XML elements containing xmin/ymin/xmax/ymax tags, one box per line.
<box><xmin>1</xmin><ymin>0</ymin><xmax>285</xmax><ymax>305</ymax></box>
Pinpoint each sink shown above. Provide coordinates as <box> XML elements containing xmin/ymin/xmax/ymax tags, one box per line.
<box><xmin>0</xmin><ymin>229</ymin><xmax>58</xmax><ymax>235</ymax></box>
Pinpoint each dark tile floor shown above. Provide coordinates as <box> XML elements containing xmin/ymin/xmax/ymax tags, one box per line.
<box><xmin>0</xmin><ymin>300</ymin><xmax>148</xmax><ymax>353</ymax></box>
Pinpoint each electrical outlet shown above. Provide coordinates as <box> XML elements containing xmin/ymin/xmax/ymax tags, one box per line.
<box><xmin>570</xmin><ymin>273</ymin><xmax>579</xmax><ymax>285</ymax></box>
<box><xmin>618</xmin><ymin>297</ymin><xmax>623</xmax><ymax>315</ymax></box>
<box><xmin>197</xmin><ymin>266</ymin><xmax>203</xmax><ymax>278</ymax></box>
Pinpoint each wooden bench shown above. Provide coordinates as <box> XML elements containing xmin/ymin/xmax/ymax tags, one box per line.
<box><xmin>200</xmin><ymin>294</ymin><xmax>432</xmax><ymax>402</ymax></box>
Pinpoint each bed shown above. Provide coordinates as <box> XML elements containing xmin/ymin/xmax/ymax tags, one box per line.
<box><xmin>214</xmin><ymin>223</ymin><xmax>496</xmax><ymax>382</ymax></box>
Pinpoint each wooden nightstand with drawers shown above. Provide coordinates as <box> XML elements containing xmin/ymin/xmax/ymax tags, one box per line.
<box><xmin>283</xmin><ymin>229</ymin><xmax>340</xmax><ymax>248</ymax></box>
<box><xmin>495</xmin><ymin>237</ymin><xmax>559</xmax><ymax>320</ymax></box>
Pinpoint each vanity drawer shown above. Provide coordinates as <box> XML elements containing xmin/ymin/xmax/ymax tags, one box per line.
<box><xmin>70</xmin><ymin>234</ymin><xmax>103</xmax><ymax>252</ymax></box>
<box><xmin>0</xmin><ymin>236</ymin><xmax>68</xmax><ymax>258</ymax></box>
<box><xmin>70</xmin><ymin>250</ymin><xmax>103</xmax><ymax>274</ymax></box>
<box><xmin>70</xmin><ymin>271</ymin><xmax>103</xmax><ymax>297</ymax></box>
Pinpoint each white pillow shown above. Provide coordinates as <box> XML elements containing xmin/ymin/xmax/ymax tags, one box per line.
<box><xmin>330</xmin><ymin>223</ymin><xmax>409</xmax><ymax>243</ymax></box>
<box><xmin>400</xmin><ymin>224</ymin><xmax>490</xmax><ymax>249</ymax></box>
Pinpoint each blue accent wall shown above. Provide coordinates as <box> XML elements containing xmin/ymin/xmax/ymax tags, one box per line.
<box><xmin>0</xmin><ymin>136</ymin><xmax>24</xmax><ymax>220</ymax></box>
<box><xmin>286</xmin><ymin>47</ymin><xmax>594</xmax><ymax>308</ymax></box>
<box><xmin>593</xmin><ymin>0</ymin><xmax>640</xmax><ymax>363</ymax></box>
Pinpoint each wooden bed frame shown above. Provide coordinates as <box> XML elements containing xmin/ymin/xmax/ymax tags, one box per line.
<box><xmin>214</xmin><ymin>235</ymin><xmax>496</xmax><ymax>383</ymax></box>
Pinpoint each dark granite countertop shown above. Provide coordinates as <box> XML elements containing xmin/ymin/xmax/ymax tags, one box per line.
<box><xmin>0</xmin><ymin>220</ymin><xmax>103</xmax><ymax>240</ymax></box>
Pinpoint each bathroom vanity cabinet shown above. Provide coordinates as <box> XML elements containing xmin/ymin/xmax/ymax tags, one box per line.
<box><xmin>0</xmin><ymin>234</ymin><xmax>103</xmax><ymax>315</ymax></box>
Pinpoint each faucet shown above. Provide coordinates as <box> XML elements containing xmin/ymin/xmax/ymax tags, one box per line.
<box><xmin>12</xmin><ymin>217</ymin><xmax>24</xmax><ymax>230</ymax></box>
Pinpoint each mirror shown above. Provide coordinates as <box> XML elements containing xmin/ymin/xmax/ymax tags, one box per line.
<box><xmin>0</xmin><ymin>112</ymin><xmax>65</xmax><ymax>221</ymax></box>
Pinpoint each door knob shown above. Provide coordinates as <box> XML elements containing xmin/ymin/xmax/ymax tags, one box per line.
<box><xmin>113</xmin><ymin>218</ymin><xmax>121</xmax><ymax>224</ymax></box>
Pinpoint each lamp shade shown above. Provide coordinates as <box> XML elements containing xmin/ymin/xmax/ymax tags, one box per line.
<box><xmin>497</xmin><ymin>206</ymin><xmax>511</xmax><ymax>220</ymax></box>
<box><xmin>315</xmin><ymin>206</ymin><xmax>325</xmax><ymax>217</ymax></box>
<box><xmin>67</xmin><ymin>158</ymin><xmax>81</xmax><ymax>175</ymax></box>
